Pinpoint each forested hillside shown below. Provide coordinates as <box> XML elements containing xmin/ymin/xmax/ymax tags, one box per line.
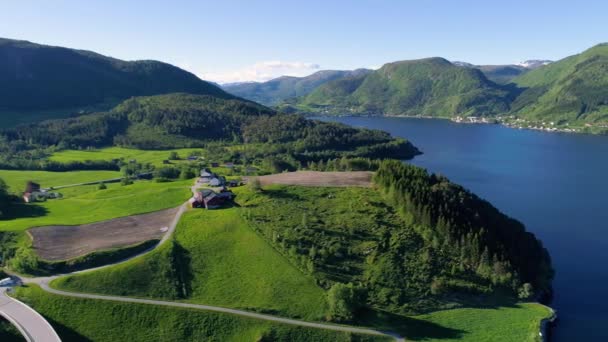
<box><xmin>0</xmin><ymin>93</ymin><xmax>419</xmax><ymax>170</ymax></box>
<box><xmin>511</xmin><ymin>43</ymin><xmax>608</xmax><ymax>126</ymax></box>
<box><xmin>232</xmin><ymin>161</ymin><xmax>552</xmax><ymax>314</ymax></box>
<box><xmin>0</xmin><ymin>38</ymin><xmax>232</xmax><ymax>126</ymax></box>
<box><xmin>291</xmin><ymin>58</ymin><xmax>513</xmax><ymax>117</ymax></box>
<box><xmin>223</xmin><ymin>69</ymin><xmax>371</xmax><ymax>106</ymax></box>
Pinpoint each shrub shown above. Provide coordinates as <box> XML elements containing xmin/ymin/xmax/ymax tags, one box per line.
<box><xmin>98</xmin><ymin>182</ymin><xmax>107</xmax><ymax>190</ymax></box>
<box><xmin>154</xmin><ymin>167</ymin><xmax>180</xmax><ymax>180</ymax></box>
<box><xmin>518</xmin><ymin>283</ymin><xmax>534</xmax><ymax>299</ymax></box>
<box><xmin>168</xmin><ymin>151</ymin><xmax>180</xmax><ymax>160</ymax></box>
<box><xmin>249</xmin><ymin>178</ymin><xmax>262</xmax><ymax>192</ymax></box>
<box><xmin>326</xmin><ymin>283</ymin><xmax>365</xmax><ymax>322</ymax></box>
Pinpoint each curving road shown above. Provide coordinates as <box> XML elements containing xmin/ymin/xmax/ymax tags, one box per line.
<box><xmin>6</xmin><ymin>180</ymin><xmax>404</xmax><ymax>341</ymax></box>
<box><xmin>0</xmin><ymin>287</ymin><xmax>61</xmax><ymax>342</ymax></box>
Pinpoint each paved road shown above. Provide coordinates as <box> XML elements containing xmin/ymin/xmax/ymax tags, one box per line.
<box><xmin>7</xmin><ymin>180</ymin><xmax>404</xmax><ymax>341</ymax></box>
<box><xmin>0</xmin><ymin>287</ymin><xmax>61</xmax><ymax>342</ymax></box>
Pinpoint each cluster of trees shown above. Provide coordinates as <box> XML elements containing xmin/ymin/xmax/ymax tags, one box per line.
<box><xmin>241</xmin><ymin>161</ymin><xmax>553</xmax><ymax>315</ymax></box>
<box><xmin>0</xmin><ymin>178</ymin><xmax>14</xmax><ymax>218</ymax></box>
<box><xmin>373</xmin><ymin>161</ymin><xmax>553</xmax><ymax>297</ymax></box>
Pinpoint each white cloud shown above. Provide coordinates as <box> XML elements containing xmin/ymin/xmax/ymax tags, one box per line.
<box><xmin>199</xmin><ymin>61</ymin><xmax>321</xmax><ymax>84</ymax></box>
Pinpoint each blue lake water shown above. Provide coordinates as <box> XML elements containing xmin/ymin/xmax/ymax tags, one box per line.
<box><xmin>315</xmin><ymin>116</ymin><xmax>608</xmax><ymax>341</ymax></box>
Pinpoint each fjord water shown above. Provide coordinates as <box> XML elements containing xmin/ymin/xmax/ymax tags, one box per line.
<box><xmin>315</xmin><ymin>116</ymin><xmax>608</xmax><ymax>341</ymax></box>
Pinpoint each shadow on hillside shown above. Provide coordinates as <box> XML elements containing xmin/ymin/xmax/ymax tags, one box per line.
<box><xmin>45</xmin><ymin>317</ymin><xmax>93</xmax><ymax>342</ymax></box>
<box><xmin>355</xmin><ymin>308</ymin><xmax>466</xmax><ymax>340</ymax></box>
<box><xmin>2</xmin><ymin>203</ymin><xmax>48</xmax><ymax>220</ymax></box>
<box><xmin>172</xmin><ymin>242</ymin><xmax>193</xmax><ymax>299</ymax></box>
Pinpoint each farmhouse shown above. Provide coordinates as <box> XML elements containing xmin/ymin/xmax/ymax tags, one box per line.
<box><xmin>23</xmin><ymin>181</ymin><xmax>42</xmax><ymax>203</ymax></box>
<box><xmin>191</xmin><ymin>188</ymin><xmax>234</xmax><ymax>209</ymax></box>
<box><xmin>22</xmin><ymin>181</ymin><xmax>63</xmax><ymax>203</ymax></box>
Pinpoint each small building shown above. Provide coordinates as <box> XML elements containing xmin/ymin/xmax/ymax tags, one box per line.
<box><xmin>210</xmin><ymin>162</ymin><xmax>220</xmax><ymax>167</ymax></box>
<box><xmin>200</xmin><ymin>168</ymin><xmax>214</xmax><ymax>178</ymax></box>
<box><xmin>23</xmin><ymin>181</ymin><xmax>41</xmax><ymax>203</ymax></box>
<box><xmin>209</xmin><ymin>176</ymin><xmax>225</xmax><ymax>187</ymax></box>
<box><xmin>187</xmin><ymin>156</ymin><xmax>198</xmax><ymax>161</ymax></box>
<box><xmin>22</xmin><ymin>181</ymin><xmax>62</xmax><ymax>203</ymax></box>
<box><xmin>228</xmin><ymin>180</ymin><xmax>240</xmax><ymax>187</ymax></box>
<box><xmin>192</xmin><ymin>188</ymin><xmax>234</xmax><ymax>209</ymax></box>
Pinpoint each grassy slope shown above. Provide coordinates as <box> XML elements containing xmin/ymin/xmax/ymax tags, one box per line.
<box><xmin>54</xmin><ymin>208</ymin><xmax>328</xmax><ymax>320</ymax></box>
<box><xmin>0</xmin><ymin>179</ymin><xmax>192</xmax><ymax>231</ymax></box>
<box><xmin>413</xmin><ymin>303</ymin><xmax>550</xmax><ymax>342</ymax></box>
<box><xmin>13</xmin><ymin>285</ymin><xmax>384</xmax><ymax>342</ymax></box>
<box><xmin>49</xmin><ymin>147</ymin><xmax>204</xmax><ymax>167</ymax></box>
<box><xmin>53</xmin><ymin>185</ymin><xmax>551</xmax><ymax>341</ymax></box>
<box><xmin>0</xmin><ymin>170</ymin><xmax>120</xmax><ymax>194</ymax></box>
<box><xmin>511</xmin><ymin>43</ymin><xmax>608</xmax><ymax>126</ymax></box>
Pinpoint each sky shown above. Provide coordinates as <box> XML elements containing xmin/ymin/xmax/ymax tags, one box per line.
<box><xmin>1</xmin><ymin>0</ymin><xmax>606</xmax><ymax>83</ymax></box>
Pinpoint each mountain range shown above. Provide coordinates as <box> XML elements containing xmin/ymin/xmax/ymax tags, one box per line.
<box><xmin>279</xmin><ymin>44</ymin><xmax>607</xmax><ymax>132</ymax></box>
<box><xmin>0</xmin><ymin>37</ymin><xmax>606</xmax><ymax>133</ymax></box>
<box><xmin>221</xmin><ymin>69</ymin><xmax>372</xmax><ymax>106</ymax></box>
<box><xmin>287</xmin><ymin>57</ymin><xmax>515</xmax><ymax>117</ymax></box>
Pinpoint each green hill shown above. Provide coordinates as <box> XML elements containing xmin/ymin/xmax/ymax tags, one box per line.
<box><xmin>510</xmin><ymin>43</ymin><xmax>608</xmax><ymax>126</ymax></box>
<box><xmin>292</xmin><ymin>58</ymin><xmax>513</xmax><ymax>117</ymax></box>
<box><xmin>0</xmin><ymin>93</ymin><xmax>419</xmax><ymax>171</ymax></box>
<box><xmin>0</xmin><ymin>38</ymin><xmax>233</xmax><ymax>126</ymax></box>
<box><xmin>222</xmin><ymin>69</ymin><xmax>372</xmax><ymax>106</ymax></box>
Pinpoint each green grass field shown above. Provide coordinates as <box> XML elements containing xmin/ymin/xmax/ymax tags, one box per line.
<box><xmin>354</xmin><ymin>303</ymin><xmax>550</xmax><ymax>342</ymax></box>
<box><xmin>413</xmin><ymin>303</ymin><xmax>550</xmax><ymax>341</ymax></box>
<box><xmin>50</xmin><ymin>147</ymin><xmax>205</xmax><ymax>167</ymax></box>
<box><xmin>0</xmin><ymin>170</ymin><xmax>121</xmax><ymax>195</ymax></box>
<box><xmin>54</xmin><ymin>208</ymin><xmax>328</xmax><ymax>320</ymax></box>
<box><xmin>0</xmin><ymin>179</ymin><xmax>192</xmax><ymax>231</ymax></box>
<box><xmin>13</xmin><ymin>285</ymin><xmax>386</xmax><ymax>342</ymax></box>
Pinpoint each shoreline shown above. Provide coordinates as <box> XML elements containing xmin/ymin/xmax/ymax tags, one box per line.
<box><xmin>309</xmin><ymin>113</ymin><xmax>607</xmax><ymax>136</ymax></box>
<box><xmin>540</xmin><ymin>306</ymin><xmax>558</xmax><ymax>342</ymax></box>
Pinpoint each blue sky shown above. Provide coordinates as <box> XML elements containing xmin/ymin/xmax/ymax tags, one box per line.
<box><xmin>1</xmin><ymin>0</ymin><xmax>606</xmax><ymax>83</ymax></box>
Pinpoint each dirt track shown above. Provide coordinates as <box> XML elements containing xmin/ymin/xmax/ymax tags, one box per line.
<box><xmin>253</xmin><ymin>171</ymin><xmax>373</xmax><ymax>187</ymax></box>
<box><xmin>29</xmin><ymin>208</ymin><xmax>179</xmax><ymax>261</ymax></box>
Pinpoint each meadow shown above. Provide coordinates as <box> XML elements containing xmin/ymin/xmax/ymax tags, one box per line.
<box><xmin>13</xmin><ymin>285</ymin><xmax>386</xmax><ymax>342</ymax></box>
<box><xmin>49</xmin><ymin>147</ymin><xmax>205</xmax><ymax>167</ymax></box>
<box><xmin>0</xmin><ymin>169</ymin><xmax>121</xmax><ymax>194</ymax></box>
<box><xmin>0</xmin><ymin>179</ymin><xmax>192</xmax><ymax>231</ymax></box>
<box><xmin>54</xmin><ymin>208</ymin><xmax>328</xmax><ymax>320</ymax></box>
<box><xmin>412</xmin><ymin>303</ymin><xmax>551</xmax><ymax>342</ymax></box>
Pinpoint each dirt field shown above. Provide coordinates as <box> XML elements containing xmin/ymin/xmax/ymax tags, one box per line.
<box><xmin>29</xmin><ymin>208</ymin><xmax>179</xmax><ymax>261</ymax></box>
<box><xmin>252</xmin><ymin>171</ymin><xmax>373</xmax><ymax>187</ymax></box>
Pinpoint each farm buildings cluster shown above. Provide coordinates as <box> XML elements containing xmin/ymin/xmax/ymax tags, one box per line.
<box><xmin>190</xmin><ymin>168</ymin><xmax>239</xmax><ymax>209</ymax></box>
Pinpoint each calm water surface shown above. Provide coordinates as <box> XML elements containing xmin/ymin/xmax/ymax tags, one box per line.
<box><xmin>316</xmin><ymin>116</ymin><xmax>608</xmax><ymax>341</ymax></box>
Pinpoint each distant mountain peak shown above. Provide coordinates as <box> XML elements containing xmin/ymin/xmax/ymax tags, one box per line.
<box><xmin>517</xmin><ymin>60</ymin><xmax>553</xmax><ymax>69</ymax></box>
